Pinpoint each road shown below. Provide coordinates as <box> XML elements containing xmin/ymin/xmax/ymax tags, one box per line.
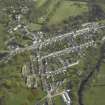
<box><xmin>44</xmin><ymin>60</ymin><xmax>79</xmax><ymax>76</ymax></box>
<box><xmin>0</xmin><ymin>24</ymin><xmax>104</xmax><ymax>64</ymax></box>
<box><xmin>38</xmin><ymin>40</ymin><xmax>94</xmax><ymax>61</ymax></box>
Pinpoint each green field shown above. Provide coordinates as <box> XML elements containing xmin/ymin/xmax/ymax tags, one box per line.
<box><xmin>36</xmin><ymin>0</ymin><xmax>47</xmax><ymax>7</ymax></box>
<box><xmin>48</xmin><ymin>1</ymin><xmax>88</xmax><ymax>25</ymax></box>
<box><xmin>18</xmin><ymin>0</ymin><xmax>90</xmax><ymax>31</ymax></box>
<box><xmin>37</xmin><ymin>0</ymin><xmax>61</xmax><ymax>23</ymax></box>
<box><xmin>54</xmin><ymin>96</ymin><xmax>66</xmax><ymax>105</ymax></box>
<box><xmin>0</xmin><ymin>24</ymin><xmax>9</xmax><ymax>50</ymax></box>
<box><xmin>28</xmin><ymin>23</ymin><xmax>42</xmax><ymax>31</ymax></box>
<box><xmin>0</xmin><ymin>52</ymin><xmax>46</xmax><ymax>105</ymax></box>
<box><xmin>84</xmin><ymin>63</ymin><xmax>105</xmax><ymax>105</ymax></box>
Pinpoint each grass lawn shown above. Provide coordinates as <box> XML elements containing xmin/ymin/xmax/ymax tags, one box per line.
<box><xmin>37</xmin><ymin>0</ymin><xmax>61</xmax><ymax>24</ymax></box>
<box><xmin>48</xmin><ymin>1</ymin><xmax>88</xmax><ymax>25</ymax></box>
<box><xmin>5</xmin><ymin>86</ymin><xmax>35</xmax><ymax>105</ymax></box>
<box><xmin>4</xmin><ymin>87</ymin><xmax>46</xmax><ymax>105</ymax></box>
<box><xmin>36</xmin><ymin>0</ymin><xmax>47</xmax><ymax>7</ymax></box>
<box><xmin>0</xmin><ymin>24</ymin><xmax>8</xmax><ymax>50</ymax></box>
<box><xmin>28</xmin><ymin>23</ymin><xmax>42</xmax><ymax>31</ymax></box>
<box><xmin>46</xmin><ymin>0</ymin><xmax>61</xmax><ymax>15</ymax></box>
<box><xmin>54</xmin><ymin>96</ymin><xmax>66</xmax><ymax>105</ymax></box>
<box><xmin>1</xmin><ymin>75</ymin><xmax>46</xmax><ymax>105</ymax></box>
<box><xmin>99</xmin><ymin>3</ymin><xmax>105</xmax><ymax>12</ymax></box>
<box><xmin>83</xmin><ymin>63</ymin><xmax>105</xmax><ymax>105</ymax></box>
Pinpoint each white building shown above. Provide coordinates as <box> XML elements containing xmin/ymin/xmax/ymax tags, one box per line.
<box><xmin>62</xmin><ymin>91</ymin><xmax>71</xmax><ymax>105</ymax></box>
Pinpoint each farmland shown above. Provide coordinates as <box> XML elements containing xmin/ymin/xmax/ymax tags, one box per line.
<box><xmin>84</xmin><ymin>63</ymin><xmax>105</xmax><ymax>105</ymax></box>
<box><xmin>48</xmin><ymin>1</ymin><xmax>88</xmax><ymax>25</ymax></box>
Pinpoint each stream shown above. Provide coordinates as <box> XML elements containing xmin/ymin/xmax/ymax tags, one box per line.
<box><xmin>78</xmin><ymin>42</ymin><xmax>105</xmax><ymax>105</ymax></box>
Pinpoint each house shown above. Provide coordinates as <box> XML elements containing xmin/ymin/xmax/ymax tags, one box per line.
<box><xmin>62</xmin><ymin>91</ymin><xmax>71</xmax><ymax>105</ymax></box>
<box><xmin>26</xmin><ymin>74</ymin><xmax>37</xmax><ymax>88</ymax></box>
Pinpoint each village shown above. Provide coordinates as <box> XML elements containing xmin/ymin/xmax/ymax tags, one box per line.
<box><xmin>0</xmin><ymin>1</ymin><xmax>105</xmax><ymax>105</ymax></box>
<box><xmin>4</xmin><ymin>14</ymin><xmax>104</xmax><ymax>105</ymax></box>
